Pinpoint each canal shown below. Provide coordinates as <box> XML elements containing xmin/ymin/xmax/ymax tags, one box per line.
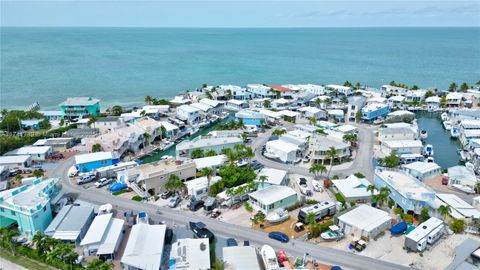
<box><xmin>416</xmin><ymin>112</ymin><xmax>461</xmax><ymax>169</ymax></box>
<box><xmin>140</xmin><ymin>115</ymin><xmax>235</xmax><ymax>163</ymax></box>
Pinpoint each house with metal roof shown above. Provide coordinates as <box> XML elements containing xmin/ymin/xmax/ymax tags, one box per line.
<box><xmin>121</xmin><ymin>223</ymin><xmax>166</xmax><ymax>270</ymax></box>
<box><xmin>332</xmin><ymin>175</ymin><xmax>377</xmax><ymax>203</ymax></box>
<box><xmin>444</xmin><ymin>238</ymin><xmax>480</xmax><ymax>270</ymax></box>
<box><xmin>337</xmin><ymin>204</ymin><xmax>391</xmax><ymax>240</ymax></box>
<box><xmin>176</xmin><ymin>135</ymin><xmax>243</xmax><ymax>160</ymax></box>
<box><xmin>6</xmin><ymin>146</ymin><xmax>53</xmax><ymax>161</ymax></box>
<box><xmin>0</xmin><ymin>155</ymin><xmax>32</xmax><ymax>168</ymax></box>
<box><xmin>169</xmin><ymin>238</ymin><xmax>210</xmax><ymax>270</ymax></box>
<box><xmin>402</xmin><ymin>162</ymin><xmax>441</xmax><ymax>181</ymax></box>
<box><xmin>248</xmin><ymin>185</ymin><xmax>297</xmax><ymax>215</ymax></box>
<box><xmin>59</xmin><ymin>97</ymin><xmax>101</xmax><ymax>119</ymax></box>
<box><xmin>256</xmin><ymin>168</ymin><xmax>289</xmax><ymax>187</ymax></box>
<box><xmin>75</xmin><ymin>151</ymin><xmax>118</xmax><ymax>173</ymax></box>
<box><xmin>80</xmin><ymin>213</ymin><xmax>124</xmax><ymax>259</ymax></box>
<box><xmin>223</xmin><ymin>246</ymin><xmax>261</xmax><ymax>270</ymax></box>
<box><xmin>45</xmin><ymin>204</ymin><xmax>94</xmax><ymax>245</ymax></box>
<box><xmin>436</xmin><ymin>193</ymin><xmax>480</xmax><ymax>221</ymax></box>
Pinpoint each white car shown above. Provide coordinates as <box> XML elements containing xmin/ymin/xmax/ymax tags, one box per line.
<box><xmin>94</xmin><ymin>178</ymin><xmax>111</xmax><ymax>188</ymax></box>
<box><xmin>312</xmin><ymin>180</ymin><xmax>323</xmax><ymax>192</ymax></box>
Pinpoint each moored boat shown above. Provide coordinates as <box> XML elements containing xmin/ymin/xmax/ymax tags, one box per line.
<box><xmin>420</xmin><ymin>130</ymin><xmax>428</xmax><ymax>140</ymax></box>
<box><xmin>424</xmin><ymin>144</ymin><xmax>434</xmax><ymax>156</ymax></box>
<box><xmin>261</xmin><ymin>245</ymin><xmax>279</xmax><ymax>270</ymax></box>
<box><xmin>450</xmin><ymin>127</ymin><xmax>460</xmax><ymax>139</ymax></box>
<box><xmin>190</xmin><ymin>127</ymin><xmax>199</xmax><ymax>136</ymax></box>
<box><xmin>426</xmin><ymin>157</ymin><xmax>435</xmax><ymax>163</ymax></box>
<box><xmin>441</xmin><ymin>112</ymin><xmax>449</xmax><ymax>121</ymax></box>
<box><xmin>443</xmin><ymin>121</ymin><xmax>452</xmax><ymax>130</ymax></box>
<box><xmin>452</xmin><ymin>184</ymin><xmax>475</xmax><ymax>194</ymax></box>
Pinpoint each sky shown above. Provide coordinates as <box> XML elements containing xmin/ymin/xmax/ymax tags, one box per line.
<box><xmin>1</xmin><ymin>0</ymin><xmax>480</xmax><ymax>27</ymax></box>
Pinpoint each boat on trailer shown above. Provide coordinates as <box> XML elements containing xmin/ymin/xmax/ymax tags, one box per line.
<box><xmin>261</xmin><ymin>245</ymin><xmax>279</xmax><ymax>270</ymax></box>
<box><xmin>321</xmin><ymin>225</ymin><xmax>344</xmax><ymax>241</ymax></box>
<box><xmin>266</xmin><ymin>209</ymin><xmax>289</xmax><ymax>224</ymax></box>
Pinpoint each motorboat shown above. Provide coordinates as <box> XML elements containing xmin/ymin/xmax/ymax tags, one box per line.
<box><xmin>136</xmin><ymin>211</ymin><xmax>149</xmax><ymax>224</ymax></box>
<box><xmin>450</xmin><ymin>127</ymin><xmax>460</xmax><ymax>139</ymax></box>
<box><xmin>424</xmin><ymin>144</ymin><xmax>434</xmax><ymax>156</ymax></box>
<box><xmin>443</xmin><ymin>121</ymin><xmax>452</xmax><ymax>130</ymax></box>
<box><xmin>452</xmin><ymin>184</ymin><xmax>476</xmax><ymax>194</ymax></box>
<box><xmin>441</xmin><ymin>112</ymin><xmax>449</xmax><ymax>121</ymax></box>
<box><xmin>420</xmin><ymin>130</ymin><xmax>428</xmax><ymax>140</ymax></box>
<box><xmin>311</xmin><ymin>180</ymin><xmax>323</xmax><ymax>192</ymax></box>
<box><xmin>266</xmin><ymin>209</ymin><xmax>289</xmax><ymax>224</ymax></box>
<box><xmin>161</xmin><ymin>141</ymin><xmax>175</xmax><ymax>151</ymax></box>
<box><xmin>220</xmin><ymin>112</ymin><xmax>230</xmax><ymax>120</ymax></box>
<box><xmin>190</xmin><ymin>127</ymin><xmax>200</xmax><ymax>136</ymax></box>
<box><xmin>297</xmin><ymin>177</ymin><xmax>312</xmax><ymax>196</ymax></box>
<box><xmin>261</xmin><ymin>245</ymin><xmax>279</xmax><ymax>270</ymax></box>
<box><xmin>426</xmin><ymin>157</ymin><xmax>435</xmax><ymax>163</ymax></box>
<box><xmin>320</xmin><ymin>225</ymin><xmax>344</xmax><ymax>241</ymax></box>
<box><xmin>99</xmin><ymin>203</ymin><xmax>113</xmax><ymax>215</ymax></box>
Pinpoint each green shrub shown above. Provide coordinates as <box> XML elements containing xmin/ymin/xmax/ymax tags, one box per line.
<box><xmin>285</xmin><ymin>201</ymin><xmax>304</xmax><ymax>211</ymax></box>
<box><xmin>244</xmin><ymin>202</ymin><xmax>253</xmax><ymax>212</ymax></box>
<box><xmin>306</xmin><ymin>199</ymin><xmax>319</xmax><ymax>205</ymax></box>
<box><xmin>450</xmin><ymin>218</ymin><xmax>466</xmax><ymax>233</ymax></box>
<box><xmin>335</xmin><ymin>193</ymin><xmax>346</xmax><ymax>204</ymax></box>
<box><xmin>112</xmin><ymin>189</ymin><xmax>129</xmax><ymax>196</ymax></box>
<box><xmin>131</xmin><ymin>195</ymin><xmax>143</xmax><ymax>202</ymax></box>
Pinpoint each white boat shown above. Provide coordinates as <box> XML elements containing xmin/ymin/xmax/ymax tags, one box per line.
<box><xmin>452</xmin><ymin>184</ymin><xmax>476</xmax><ymax>194</ymax></box>
<box><xmin>443</xmin><ymin>121</ymin><xmax>452</xmax><ymax>130</ymax></box>
<box><xmin>426</xmin><ymin>157</ymin><xmax>435</xmax><ymax>163</ymax></box>
<box><xmin>189</xmin><ymin>127</ymin><xmax>199</xmax><ymax>136</ymax></box>
<box><xmin>266</xmin><ymin>209</ymin><xmax>289</xmax><ymax>224</ymax></box>
<box><xmin>420</xmin><ymin>130</ymin><xmax>428</xmax><ymax>140</ymax></box>
<box><xmin>297</xmin><ymin>178</ymin><xmax>312</xmax><ymax>196</ymax></box>
<box><xmin>99</xmin><ymin>203</ymin><xmax>113</xmax><ymax>214</ymax></box>
<box><xmin>450</xmin><ymin>127</ymin><xmax>460</xmax><ymax>139</ymax></box>
<box><xmin>220</xmin><ymin>112</ymin><xmax>230</xmax><ymax>120</ymax></box>
<box><xmin>320</xmin><ymin>225</ymin><xmax>344</xmax><ymax>241</ymax></box>
<box><xmin>311</xmin><ymin>180</ymin><xmax>323</xmax><ymax>192</ymax></box>
<box><xmin>161</xmin><ymin>141</ymin><xmax>174</xmax><ymax>150</ymax></box>
<box><xmin>441</xmin><ymin>112</ymin><xmax>449</xmax><ymax>121</ymax></box>
<box><xmin>424</xmin><ymin>144</ymin><xmax>434</xmax><ymax>156</ymax></box>
<box><xmin>136</xmin><ymin>211</ymin><xmax>149</xmax><ymax>224</ymax></box>
<box><xmin>261</xmin><ymin>245</ymin><xmax>279</xmax><ymax>270</ymax></box>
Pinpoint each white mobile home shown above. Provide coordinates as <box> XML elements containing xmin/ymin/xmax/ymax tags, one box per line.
<box><xmin>265</xmin><ymin>139</ymin><xmax>298</xmax><ymax>163</ymax></box>
<box><xmin>404</xmin><ymin>217</ymin><xmax>445</xmax><ymax>252</ymax></box>
<box><xmin>337</xmin><ymin>204</ymin><xmax>392</xmax><ymax>240</ymax></box>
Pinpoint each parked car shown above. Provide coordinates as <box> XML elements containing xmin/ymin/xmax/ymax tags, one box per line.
<box><xmin>189</xmin><ymin>200</ymin><xmax>205</xmax><ymax>211</ymax></box>
<box><xmin>94</xmin><ymin>178</ymin><xmax>112</xmax><ymax>188</ymax></box>
<box><xmin>294</xmin><ymin>222</ymin><xmax>305</xmax><ymax>232</ymax></box>
<box><xmin>210</xmin><ymin>209</ymin><xmax>221</xmax><ymax>218</ymax></box>
<box><xmin>22</xmin><ymin>169</ymin><xmax>32</xmax><ymax>174</ymax></box>
<box><xmin>350</xmin><ymin>239</ymin><xmax>367</xmax><ymax>252</ymax></box>
<box><xmin>8</xmin><ymin>169</ymin><xmax>20</xmax><ymax>177</ymax></box>
<box><xmin>312</xmin><ymin>180</ymin><xmax>323</xmax><ymax>192</ymax></box>
<box><xmin>226</xmin><ymin>238</ymin><xmax>238</xmax><ymax>247</ymax></box>
<box><xmin>32</xmin><ymin>165</ymin><xmax>44</xmax><ymax>172</ymax></box>
<box><xmin>189</xmin><ymin>221</ymin><xmax>215</xmax><ymax>243</ymax></box>
<box><xmin>161</xmin><ymin>191</ymin><xmax>173</xmax><ymax>199</ymax></box>
<box><xmin>243</xmin><ymin>240</ymin><xmax>250</xmax><ymax>246</ymax></box>
<box><xmin>268</xmin><ymin>231</ymin><xmax>289</xmax><ymax>243</ymax></box>
<box><xmin>77</xmin><ymin>174</ymin><xmax>96</xmax><ymax>185</ymax></box>
<box><xmin>302</xmin><ymin>155</ymin><xmax>310</xmax><ymax>163</ymax></box>
<box><xmin>168</xmin><ymin>195</ymin><xmax>181</xmax><ymax>208</ymax></box>
<box><xmin>249</xmin><ymin>160</ymin><xmax>264</xmax><ymax>170</ymax></box>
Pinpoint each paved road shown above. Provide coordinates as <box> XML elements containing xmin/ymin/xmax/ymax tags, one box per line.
<box><xmin>50</xmin><ymin>157</ymin><xmax>409</xmax><ymax>270</ymax></box>
<box><xmin>252</xmin><ymin>124</ymin><xmax>376</xmax><ymax>180</ymax></box>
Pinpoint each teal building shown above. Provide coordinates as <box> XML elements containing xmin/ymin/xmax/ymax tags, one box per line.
<box><xmin>59</xmin><ymin>97</ymin><xmax>101</xmax><ymax>119</ymax></box>
<box><xmin>0</xmin><ymin>178</ymin><xmax>60</xmax><ymax>238</ymax></box>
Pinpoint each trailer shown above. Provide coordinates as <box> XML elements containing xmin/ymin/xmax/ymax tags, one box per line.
<box><xmin>298</xmin><ymin>200</ymin><xmax>337</xmax><ymax>223</ymax></box>
<box><xmin>404</xmin><ymin>217</ymin><xmax>445</xmax><ymax>252</ymax></box>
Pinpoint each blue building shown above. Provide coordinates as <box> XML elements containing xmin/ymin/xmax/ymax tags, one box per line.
<box><xmin>74</xmin><ymin>151</ymin><xmax>119</xmax><ymax>173</ymax></box>
<box><xmin>361</xmin><ymin>103</ymin><xmax>390</xmax><ymax>121</ymax></box>
<box><xmin>0</xmin><ymin>178</ymin><xmax>60</xmax><ymax>238</ymax></box>
<box><xmin>235</xmin><ymin>109</ymin><xmax>266</xmax><ymax>126</ymax></box>
<box><xmin>374</xmin><ymin>168</ymin><xmax>438</xmax><ymax>215</ymax></box>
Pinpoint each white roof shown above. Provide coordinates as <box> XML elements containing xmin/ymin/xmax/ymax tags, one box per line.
<box><xmin>75</xmin><ymin>151</ymin><xmax>114</xmax><ymax>165</ymax></box>
<box><xmin>367</xmin><ymin>97</ymin><xmax>387</xmax><ymax>104</ymax></box>
<box><xmin>96</xmin><ymin>218</ymin><xmax>124</xmax><ymax>255</ymax></box>
<box><xmin>176</xmin><ymin>136</ymin><xmax>242</xmax><ymax>151</ymax></box>
<box><xmin>298</xmin><ymin>106</ymin><xmax>322</xmax><ymax>114</ymax></box>
<box><xmin>257</xmin><ymin>168</ymin><xmax>288</xmax><ymax>185</ymax></box>
<box><xmin>200</xmin><ymin>98</ymin><xmax>223</xmax><ymax>108</ymax></box>
<box><xmin>60</xmin><ymin>97</ymin><xmax>100</xmax><ymax>106</ymax></box>
<box><xmin>338</xmin><ymin>204</ymin><xmax>391</xmax><ymax>232</ymax></box>
<box><xmin>266</xmin><ymin>139</ymin><xmax>298</xmax><ymax>153</ymax></box>
<box><xmin>186</xmin><ymin>176</ymin><xmax>221</xmax><ymax>193</ymax></box>
<box><xmin>332</xmin><ymin>175</ymin><xmax>377</xmax><ymax>199</ymax></box>
<box><xmin>376</xmin><ymin>169</ymin><xmax>436</xmax><ymax>203</ymax></box>
<box><xmin>170</xmin><ymin>96</ymin><xmax>190</xmax><ymax>104</ymax></box>
<box><xmin>436</xmin><ymin>193</ymin><xmax>480</xmax><ymax>219</ymax></box>
<box><xmin>326</xmin><ymin>84</ymin><xmax>352</xmax><ymax>91</ymax></box>
<box><xmin>170</xmin><ymin>238</ymin><xmax>210</xmax><ymax>270</ymax></box>
<box><xmin>388</xmin><ymin>95</ymin><xmax>406</xmax><ymax>102</ymax></box>
<box><xmin>249</xmin><ymin>185</ymin><xmax>297</xmax><ymax>205</ymax></box>
<box><xmin>158</xmin><ymin>121</ymin><xmax>179</xmax><ymax>132</ymax></box>
<box><xmin>425</xmin><ymin>96</ymin><xmax>441</xmax><ymax>103</ymax></box>
<box><xmin>177</xmin><ymin>105</ymin><xmax>200</xmax><ymax>113</ymax></box>
<box><xmin>272</xmin><ymin>98</ymin><xmax>291</xmax><ymax>105</ymax></box>
<box><xmin>382</xmin><ymin>140</ymin><xmax>423</xmax><ymax>148</ymax></box>
<box><xmin>388</xmin><ymin>110</ymin><xmax>414</xmax><ymax>117</ymax></box>
<box><xmin>80</xmin><ymin>213</ymin><xmax>114</xmax><ymax>246</ymax></box>
<box><xmin>193</xmin><ymin>155</ymin><xmax>226</xmax><ymax>169</ymax></box>
<box><xmin>7</xmin><ymin>146</ymin><xmax>51</xmax><ymax>156</ymax></box>
<box><xmin>328</xmin><ymin>109</ymin><xmax>344</xmax><ymax>116</ymax></box>
<box><xmin>259</xmin><ymin>109</ymin><xmax>283</xmax><ymax>119</ymax></box>
<box><xmin>227</xmin><ymin>99</ymin><xmax>247</xmax><ymax>105</ymax></box>
<box><xmin>190</xmin><ymin>102</ymin><xmax>213</xmax><ymax>112</ymax></box>
<box><xmin>448</xmin><ymin>166</ymin><xmax>477</xmax><ymax>183</ymax></box>
<box><xmin>279</xmin><ymin>110</ymin><xmax>300</xmax><ymax>117</ymax></box>
<box><xmin>223</xmin><ymin>246</ymin><xmax>261</xmax><ymax>270</ymax></box>
<box><xmin>0</xmin><ymin>155</ymin><xmax>31</xmax><ymax>164</ymax></box>
<box><xmin>335</xmin><ymin>124</ymin><xmax>357</xmax><ymax>133</ymax></box>
<box><xmin>447</xmin><ymin>92</ymin><xmax>463</xmax><ymax>99</ymax></box>
<box><xmin>280</xmin><ymin>134</ymin><xmax>306</xmax><ymax>146</ymax></box>
<box><xmin>121</xmin><ymin>223</ymin><xmax>166</xmax><ymax>270</ymax></box>
<box><xmin>403</xmin><ymin>161</ymin><xmax>441</xmax><ymax>174</ymax></box>
<box><xmin>287</xmin><ymin>129</ymin><xmax>311</xmax><ymax>140</ymax></box>
<box><xmin>362</xmin><ymin>103</ymin><xmax>388</xmax><ymax>113</ymax></box>
<box><xmin>406</xmin><ymin>217</ymin><xmax>443</xmax><ymax>242</ymax></box>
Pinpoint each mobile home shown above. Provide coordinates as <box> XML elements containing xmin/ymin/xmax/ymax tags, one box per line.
<box><xmin>404</xmin><ymin>217</ymin><xmax>445</xmax><ymax>252</ymax></box>
<box><xmin>297</xmin><ymin>201</ymin><xmax>337</xmax><ymax>223</ymax></box>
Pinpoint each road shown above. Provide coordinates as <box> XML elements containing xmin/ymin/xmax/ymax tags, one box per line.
<box><xmin>252</xmin><ymin>123</ymin><xmax>376</xmax><ymax>180</ymax></box>
<box><xmin>50</xmin><ymin>157</ymin><xmax>409</xmax><ymax>270</ymax></box>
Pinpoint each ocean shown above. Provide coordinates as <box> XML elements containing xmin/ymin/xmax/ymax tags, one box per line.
<box><xmin>1</xmin><ymin>27</ymin><xmax>479</xmax><ymax>110</ymax></box>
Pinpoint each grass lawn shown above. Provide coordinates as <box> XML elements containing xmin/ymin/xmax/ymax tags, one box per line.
<box><xmin>112</xmin><ymin>189</ymin><xmax>129</xmax><ymax>196</ymax></box>
<box><xmin>0</xmin><ymin>249</ymin><xmax>55</xmax><ymax>270</ymax></box>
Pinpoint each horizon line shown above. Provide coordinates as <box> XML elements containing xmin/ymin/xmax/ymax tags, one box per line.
<box><xmin>1</xmin><ymin>25</ymin><xmax>480</xmax><ymax>29</ymax></box>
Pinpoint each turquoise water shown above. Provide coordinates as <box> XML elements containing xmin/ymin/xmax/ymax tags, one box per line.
<box><xmin>416</xmin><ymin>112</ymin><xmax>461</xmax><ymax>168</ymax></box>
<box><xmin>1</xmin><ymin>27</ymin><xmax>480</xmax><ymax>109</ymax></box>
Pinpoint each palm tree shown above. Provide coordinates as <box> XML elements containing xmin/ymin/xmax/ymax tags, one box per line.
<box><xmin>222</xmin><ymin>148</ymin><xmax>238</xmax><ymax>165</ymax></box>
<box><xmin>263</xmin><ymin>99</ymin><xmax>271</xmax><ymax>108</ymax></box>
<box><xmin>315</xmin><ymin>128</ymin><xmax>327</xmax><ymax>135</ymax></box>
<box><xmin>140</xmin><ymin>110</ymin><xmax>147</xmax><ymax>117</ymax></box>
<box><xmin>314</xmin><ymin>97</ymin><xmax>321</xmax><ymax>108</ymax></box>
<box><xmin>164</xmin><ymin>174</ymin><xmax>185</xmax><ymax>194</ymax></box>
<box><xmin>32</xmin><ymin>170</ymin><xmax>44</xmax><ymax>178</ymax></box>
<box><xmin>0</xmin><ymin>228</ymin><xmax>17</xmax><ymax>255</ymax></box>
<box><xmin>366</xmin><ymin>185</ymin><xmax>377</xmax><ymax>196</ymax></box>
<box><xmin>325</xmin><ymin>147</ymin><xmax>339</xmax><ymax>179</ymax></box>
<box><xmin>258</xmin><ymin>175</ymin><xmax>268</xmax><ymax>188</ymax></box>
<box><xmin>448</xmin><ymin>82</ymin><xmax>457</xmax><ymax>92</ymax></box>
<box><xmin>91</xmin><ymin>143</ymin><xmax>102</xmax><ymax>153</ymax></box>
<box><xmin>33</xmin><ymin>232</ymin><xmax>46</xmax><ymax>256</ymax></box>
<box><xmin>240</xmin><ymin>132</ymin><xmax>248</xmax><ymax>143</ymax></box>
<box><xmin>205</xmin><ymin>149</ymin><xmax>217</xmax><ymax>157</ymax></box>
<box><xmin>272</xmin><ymin>129</ymin><xmax>287</xmax><ymax>136</ymax></box>
<box><xmin>144</xmin><ymin>96</ymin><xmax>154</xmax><ymax>105</ymax></box>
<box><xmin>309</xmin><ymin>163</ymin><xmax>326</xmax><ymax>179</ymax></box>
<box><xmin>199</xmin><ymin>167</ymin><xmax>215</xmax><ymax>188</ymax></box>
<box><xmin>374</xmin><ymin>187</ymin><xmax>390</xmax><ymax>208</ymax></box>
<box><xmin>438</xmin><ymin>205</ymin><xmax>452</xmax><ymax>220</ymax></box>
<box><xmin>241</xmin><ymin>146</ymin><xmax>254</xmax><ymax>161</ymax></box>
<box><xmin>355</xmin><ymin>82</ymin><xmax>361</xmax><ymax>90</ymax></box>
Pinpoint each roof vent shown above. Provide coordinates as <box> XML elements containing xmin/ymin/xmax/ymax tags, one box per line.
<box><xmin>200</xmin><ymin>242</ymin><xmax>207</xmax><ymax>251</ymax></box>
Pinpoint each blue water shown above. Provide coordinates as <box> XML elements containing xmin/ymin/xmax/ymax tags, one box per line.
<box><xmin>1</xmin><ymin>27</ymin><xmax>479</xmax><ymax>109</ymax></box>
